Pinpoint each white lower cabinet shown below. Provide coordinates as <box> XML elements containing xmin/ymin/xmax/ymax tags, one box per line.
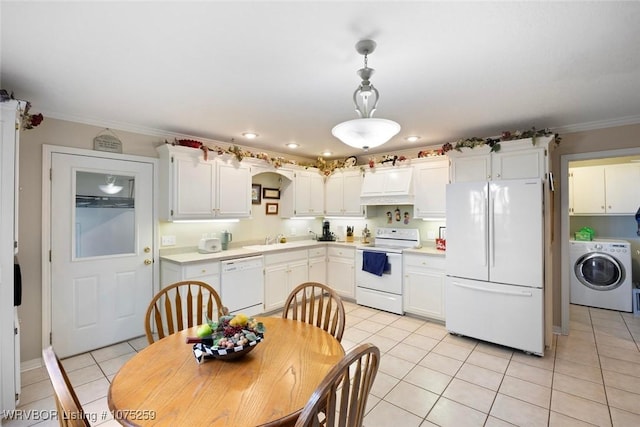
<box><xmin>308</xmin><ymin>247</ymin><xmax>327</xmax><ymax>284</ymax></box>
<box><xmin>403</xmin><ymin>253</ymin><xmax>445</xmax><ymax>321</ymax></box>
<box><xmin>327</xmin><ymin>246</ymin><xmax>355</xmax><ymax>299</ymax></box>
<box><xmin>263</xmin><ymin>250</ymin><xmax>309</xmax><ymax>312</ymax></box>
<box><xmin>160</xmin><ymin>260</ymin><xmax>221</xmax><ymax>294</ymax></box>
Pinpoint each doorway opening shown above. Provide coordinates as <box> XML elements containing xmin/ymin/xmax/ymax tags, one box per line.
<box><xmin>560</xmin><ymin>149</ymin><xmax>640</xmax><ymax>335</ymax></box>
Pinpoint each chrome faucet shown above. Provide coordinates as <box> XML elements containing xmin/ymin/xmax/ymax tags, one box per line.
<box><xmin>309</xmin><ymin>230</ymin><xmax>318</xmax><ymax>241</ymax></box>
<box><xmin>276</xmin><ymin>234</ymin><xmax>284</xmax><ymax>243</ymax></box>
<box><xmin>264</xmin><ymin>235</ymin><xmax>275</xmax><ymax>245</ymax></box>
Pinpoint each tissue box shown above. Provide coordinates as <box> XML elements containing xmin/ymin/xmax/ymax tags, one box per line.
<box><xmin>574</xmin><ymin>231</ymin><xmax>592</xmax><ymax>241</ymax></box>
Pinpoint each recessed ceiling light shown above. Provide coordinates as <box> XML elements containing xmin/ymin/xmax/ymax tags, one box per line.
<box><xmin>286</xmin><ymin>143</ymin><xmax>299</xmax><ymax>149</ymax></box>
<box><xmin>242</xmin><ymin>132</ymin><xmax>259</xmax><ymax>139</ymax></box>
<box><xmin>322</xmin><ymin>151</ymin><xmax>332</xmax><ymax>157</ymax></box>
<box><xmin>405</xmin><ymin>136</ymin><xmax>421</xmax><ymax>143</ymax></box>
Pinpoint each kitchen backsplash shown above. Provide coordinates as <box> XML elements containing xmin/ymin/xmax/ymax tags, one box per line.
<box><xmin>158</xmin><ymin>204</ymin><xmax>446</xmax><ymax>250</ymax></box>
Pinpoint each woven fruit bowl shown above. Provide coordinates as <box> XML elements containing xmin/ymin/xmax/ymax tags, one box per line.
<box><xmin>189</xmin><ymin>314</ymin><xmax>265</xmax><ymax>363</ymax></box>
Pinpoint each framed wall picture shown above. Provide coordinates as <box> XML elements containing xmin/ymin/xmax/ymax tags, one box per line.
<box><xmin>251</xmin><ymin>184</ymin><xmax>262</xmax><ymax>205</ymax></box>
<box><xmin>265</xmin><ymin>203</ymin><xmax>279</xmax><ymax>215</ymax></box>
<box><xmin>263</xmin><ymin>187</ymin><xmax>280</xmax><ymax>199</ymax></box>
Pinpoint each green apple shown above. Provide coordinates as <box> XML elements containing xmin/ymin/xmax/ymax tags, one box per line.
<box><xmin>196</xmin><ymin>323</ymin><xmax>213</xmax><ymax>338</ymax></box>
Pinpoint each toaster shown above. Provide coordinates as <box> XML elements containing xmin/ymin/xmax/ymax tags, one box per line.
<box><xmin>198</xmin><ymin>237</ymin><xmax>221</xmax><ymax>254</ymax></box>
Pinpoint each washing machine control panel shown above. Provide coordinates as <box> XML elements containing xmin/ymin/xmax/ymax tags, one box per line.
<box><xmin>592</xmin><ymin>242</ymin><xmax>628</xmax><ymax>253</ymax></box>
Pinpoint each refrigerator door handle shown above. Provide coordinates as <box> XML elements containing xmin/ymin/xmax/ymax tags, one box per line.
<box><xmin>452</xmin><ymin>281</ymin><xmax>533</xmax><ymax>297</ymax></box>
<box><xmin>490</xmin><ymin>196</ymin><xmax>495</xmax><ymax>268</ymax></box>
<box><xmin>482</xmin><ymin>189</ymin><xmax>488</xmax><ymax>268</ymax></box>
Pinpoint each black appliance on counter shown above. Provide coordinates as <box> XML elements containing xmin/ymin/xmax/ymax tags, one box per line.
<box><xmin>317</xmin><ymin>220</ymin><xmax>336</xmax><ymax>241</ymax></box>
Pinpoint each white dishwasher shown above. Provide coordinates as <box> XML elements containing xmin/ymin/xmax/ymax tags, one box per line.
<box><xmin>220</xmin><ymin>256</ymin><xmax>264</xmax><ymax>316</ymax></box>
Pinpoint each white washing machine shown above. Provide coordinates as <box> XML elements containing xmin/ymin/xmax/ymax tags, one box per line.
<box><xmin>570</xmin><ymin>239</ymin><xmax>633</xmax><ymax>312</ymax></box>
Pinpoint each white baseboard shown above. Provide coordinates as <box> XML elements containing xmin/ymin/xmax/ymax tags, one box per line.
<box><xmin>20</xmin><ymin>357</ymin><xmax>42</xmax><ymax>372</ymax></box>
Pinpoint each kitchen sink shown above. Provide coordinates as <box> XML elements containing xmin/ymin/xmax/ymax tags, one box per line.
<box><xmin>243</xmin><ymin>241</ymin><xmax>316</xmax><ymax>252</ymax></box>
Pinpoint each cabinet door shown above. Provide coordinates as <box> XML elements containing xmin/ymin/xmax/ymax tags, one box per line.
<box><xmin>327</xmin><ymin>257</ymin><xmax>355</xmax><ymax>298</ymax></box>
<box><xmin>293</xmin><ymin>171</ymin><xmax>324</xmax><ymax>216</ymax></box>
<box><xmin>289</xmin><ymin>259</ymin><xmax>310</xmax><ymax>291</ymax></box>
<box><xmin>172</xmin><ymin>155</ymin><xmax>216</xmax><ymax>219</ymax></box>
<box><xmin>571</xmin><ymin>166</ymin><xmax>605</xmax><ymax>214</ymax></box>
<box><xmin>264</xmin><ymin>264</ymin><xmax>289</xmax><ymax>312</ymax></box>
<box><xmin>309</xmin><ymin>173</ymin><xmax>325</xmax><ymax>215</ymax></box>
<box><xmin>404</xmin><ymin>267</ymin><xmax>445</xmax><ymax>320</ymax></box>
<box><xmin>216</xmin><ymin>161</ymin><xmax>251</xmax><ymax>218</ymax></box>
<box><xmin>324</xmin><ymin>174</ymin><xmax>343</xmax><ymax>216</ymax></box>
<box><xmin>308</xmin><ymin>256</ymin><xmax>327</xmax><ymax>284</ymax></box>
<box><xmin>413</xmin><ymin>160</ymin><xmax>448</xmax><ymax>218</ymax></box>
<box><xmin>450</xmin><ymin>155</ymin><xmax>490</xmax><ymax>182</ymax></box>
<box><xmin>605</xmin><ymin>163</ymin><xmax>640</xmax><ymax>214</ymax></box>
<box><xmin>492</xmin><ymin>148</ymin><xmax>546</xmax><ymax>180</ymax></box>
<box><xmin>342</xmin><ymin>171</ymin><xmax>364</xmax><ymax>216</ymax></box>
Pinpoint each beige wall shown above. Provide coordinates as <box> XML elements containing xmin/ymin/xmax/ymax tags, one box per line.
<box><xmin>16</xmin><ymin>118</ymin><xmax>311</xmax><ymax>362</ymax></box>
<box><xmin>18</xmin><ymin>117</ymin><xmax>640</xmax><ymax>363</ymax></box>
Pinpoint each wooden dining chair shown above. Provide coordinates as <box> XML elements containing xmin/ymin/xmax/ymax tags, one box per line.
<box><xmin>144</xmin><ymin>280</ymin><xmax>228</xmax><ymax>344</ymax></box>
<box><xmin>283</xmin><ymin>282</ymin><xmax>346</xmax><ymax>342</ymax></box>
<box><xmin>42</xmin><ymin>346</ymin><xmax>91</xmax><ymax>427</ymax></box>
<box><xmin>294</xmin><ymin>343</ymin><xmax>380</xmax><ymax>427</ymax></box>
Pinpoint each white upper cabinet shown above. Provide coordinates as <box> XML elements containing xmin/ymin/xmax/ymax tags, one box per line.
<box><xmin>280</xmin><ymin>168</ymin><xmax>324</xmax><ymax>217</ymax></box>
<box><xmin>216</xmin><ymin>159</ymin><xmax>252</xmax><ymax>218</ymax></box>
<box><xmin>324</xmin><ymin>169</ymin><xmax>365</xmax><ymax>217</ymax></box>
<box><xmin>449</xmin><ymin>136</ymin><xmax>552</xmax><ymax>183</ymax></box>
<box><xmin>157</xmin><ymin>145</ymin><xmax>251</xmax><ymax>221</ymax></box>
<box><xmin>412</xmin><ymin>158</ymin><xmax>449</xmax><ymax>219</ymax></box>
<box><xmin>570</xmin><ymin>163</ymin><xmax>640</xmax><ymax>215</ymax></box>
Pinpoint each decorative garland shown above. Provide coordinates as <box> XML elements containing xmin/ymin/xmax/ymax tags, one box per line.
<box><xmin>0</xmin><ymin>89</ymin><xmax>44</xmax><ymax>130</ymax></box>
<box><xmin>171</xmin><ymin>126</ymin><xmax>560</xmax><ymax>176</ymax></box>
<box><xmin>171</xmin><ymin>139</ymin><xmax>424</xmax><ymax>175</ymax></box>
<box><xmin>441</xmin><ymin>127</ymin><xmax>560</xmax><ymax>154</ymax></box>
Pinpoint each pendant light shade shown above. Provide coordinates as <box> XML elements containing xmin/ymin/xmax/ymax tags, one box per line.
<box><xmin>332</xmin><ymin>40</ymin><xmax>400</xmax><ymax>151</ymax></box>
<box><xmin>332</xmin><ymin>118</ymin><xmax>401</xmax><ymax>150</ymax></box>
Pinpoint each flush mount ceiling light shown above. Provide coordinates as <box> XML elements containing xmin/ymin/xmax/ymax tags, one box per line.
<box><xmin>242</xmin><ymin>132</ymin><xmax>258</xmax><ymax>139</ymax></box>
<box><xmin>332</xmin><ymin>39</ymin><xmax>401</xmax><ymax>151</ymax></box>
<box><xmin>99</xmin><ymin>175</ymin><xmax>123</xmax><ymax>195</ymax></box>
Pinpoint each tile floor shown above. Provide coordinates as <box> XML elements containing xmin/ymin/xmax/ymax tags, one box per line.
<box><xmin>6</xmin><ymin>302</ymin><xmax>640</xmax><ymax>427</ymax></box>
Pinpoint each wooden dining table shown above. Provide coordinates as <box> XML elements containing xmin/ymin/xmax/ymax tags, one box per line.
<box><xmin>107</xmin><ymin>317</ymin><xmax>345</xmax><ymax>426</ymax></box>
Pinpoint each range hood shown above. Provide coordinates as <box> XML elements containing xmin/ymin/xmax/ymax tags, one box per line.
<box><xmin>360</xmin><ymin>167</ymin><xmax>414</xmax><ymax>205</ymax></box>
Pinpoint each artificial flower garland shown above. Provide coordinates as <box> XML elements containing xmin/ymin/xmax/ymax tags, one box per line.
<box><xmin>171</xmin><ymin>126</ymin><xmax>560</xmax><ymax>176</ymax></box>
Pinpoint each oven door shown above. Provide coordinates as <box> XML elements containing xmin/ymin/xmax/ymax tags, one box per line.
<box><xmin>355</xmin><ymin>250</ymin><xmax>403</xmax><ymax>294</ymax></box>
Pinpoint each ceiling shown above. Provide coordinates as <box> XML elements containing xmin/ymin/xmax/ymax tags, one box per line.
<box><xmin>2</xmin><ymin>1</ymin><xmax>640</xmax><ymax>160</ymax></box>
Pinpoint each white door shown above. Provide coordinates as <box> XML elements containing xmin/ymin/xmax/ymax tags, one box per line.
<box><xmin>51</xmin><ymin>153</ymin><xmax>154</xmax><ymax>357</ymax></box>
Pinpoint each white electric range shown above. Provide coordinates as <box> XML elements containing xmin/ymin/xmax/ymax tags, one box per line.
<box><xmin>355</xmin><ymin>228</ymin><xmax>421</xmax><ymax>314</ymax></box>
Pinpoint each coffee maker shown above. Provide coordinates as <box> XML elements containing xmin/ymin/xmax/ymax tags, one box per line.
<box><xmin>318</xmin><ymin>220</ymin><xmax>336</xmax><ymax>241</ymax></box>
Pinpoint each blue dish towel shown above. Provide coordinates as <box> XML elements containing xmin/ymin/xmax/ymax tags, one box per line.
<box><xmin>362</xmin><ymin>251</ymin><xmax>389</xmax><ymax>276</ymax></box>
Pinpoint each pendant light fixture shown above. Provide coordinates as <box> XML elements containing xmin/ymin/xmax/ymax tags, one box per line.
<box><xmin>332</xmin><ymin>39</ymin><xmax>400</xmax><ymax>151</ymax></box>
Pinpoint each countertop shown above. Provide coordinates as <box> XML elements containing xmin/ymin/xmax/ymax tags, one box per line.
<box><xmin>160</xmin><ymin>239</ymin><xmax>445</xmax><ymax>264</ymax></box>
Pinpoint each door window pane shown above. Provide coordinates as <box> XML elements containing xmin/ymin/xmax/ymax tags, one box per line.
<box><xmin>75</xmin><ymin>172</ymin><xmax>135</xmax><ymax>258</ymax></box>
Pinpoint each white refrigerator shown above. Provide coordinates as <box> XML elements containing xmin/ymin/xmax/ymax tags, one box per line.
<box><xmin>445</xmin><ymin>178</ymin><xmax>544</xmax><ymax>355</ymax></box>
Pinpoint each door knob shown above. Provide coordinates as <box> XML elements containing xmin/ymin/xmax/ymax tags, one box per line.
<box><xmin>144</xmin><ymin>246</ymin><xmax>151</xmax><ymax>253</ymax></box>
<box><xmin>144</xmin><ymin>259</ymin><xmax>153</xmax><ymax>265</ymax></box>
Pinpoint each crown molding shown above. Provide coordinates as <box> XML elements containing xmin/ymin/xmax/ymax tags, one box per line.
<box><xmin>552</xmin><ymin>114</ymin><xmax>640</xmax><ymax>134</ymax></box>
